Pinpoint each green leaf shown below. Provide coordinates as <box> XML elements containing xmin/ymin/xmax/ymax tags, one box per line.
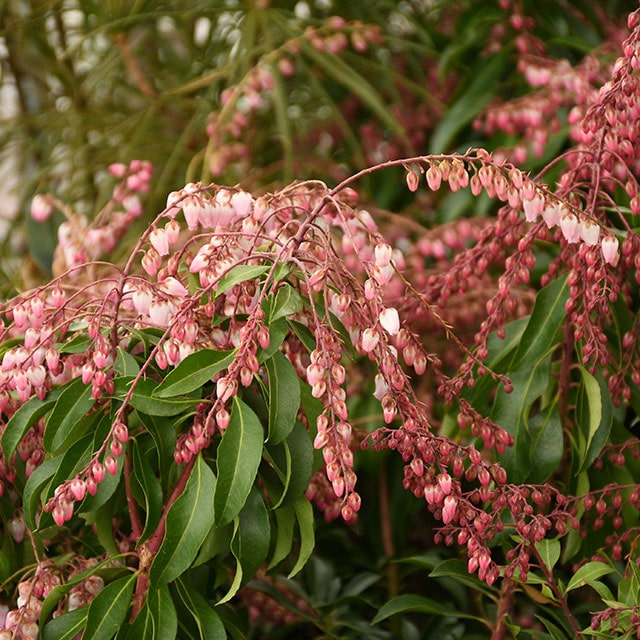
<box><xmin>373</xmin><ymin>594</ymin><xmax>480</xmax><ymax>625</ymax></box>
<box><xmin>123</xmin><ymin>584</ymin><xmax>177</xmax><ymax>640</ymax></box>
<box><xmin>121</xmin><ymin>377</ymin><xmax>199</xmax><ymax>416</ymax></box>
<box><xmin>528</xmin><ymin>405</ymin><xmax>563</xmax><ymax>483</ymax></box>
<box><xmin>153</xmin><ymin>349</ymin><xmax>236</xmax><ymax>398</ymax></box>
<box><xmin>42</xmin><ymin>608</ymin><xmax>89</xmax><ymax>640</ymax></box>
<box><xmin>150</xmin><ymin>455</ymin><xmax>216</xmax><ymax>586</ymax></box>
<box><xmin>214</xmin><ymin>397</ymin><xmax>264</xmax><ymax>526</ymax></box>
<box><xmin>429</xmin><ymin>559</ymin><xmax>498</xmax><ymax>595</ymax></box>
<box><xmin>114</xmin><ymin>347</ymin><xmax>140</xmax><ymax>376</ymax></box>
<box><xmin>565</xmin><ymin>562</ymin><xmax>616</xmax><ymax>593</ymax></box>
<box><xmin>43</xmin><ymin>378</ymin><xmax>95</xmax><ymax>453</ymax></box>
<box><xmin>215</xmin><ymin>264</ymin><xmax>271</xmax><ymax>297</ymax></box>
<box><xmin>575</xmin><ymin>368</ymin><xmax>613</xmax><ymax>473</ymax></box>
<box><xmin>267</xmin><ymin>505</ymin><xmax>295</xmax><ymax>570</ymax></box>
<box><xmin>265</xmin><ymin>352</ymin><xmax>301</xmax><ymax>444</ymax></box>
<box><xmin>2</xmin><ymin>389</ymin><xmax>61</xmax><ymax>461</ymax></box>
<box><xmin>83</xmin><ymin>573</ymin><xmax>136</xmax><ymax>640</ymax></box>
<box><xmin>231</xmin><ymin>487</ymin><xmax>270</xmax><ymax>584</ymax></box>
<box><xmin>510</xmin><ymin>276</ymin><xmax>569</xmax><ymax>371</ymax></box>
<box><xmin>536</xmin><ymin>539</ymin><xmax>561</xmax><ymax>572</ymax></box>
<box><xmin>173</xmin><ymin>578</ymin><xmax>226</xmax><ymax>640</ymax></box>
<box><xmin>492</xmin><ymin>357</ymin><xmax>552</xmax><ymax>483</ymax></box>
<box><xmin>269</xmin><ymin>283</ymin><xmax>304</xmax><ymax>323</ymax></box>
<box><xmin>131</xmin><ymin>440</ymin><xmax>163</xmax><ymax>542</ymax></box>
<box><xmin>289</xmin><ymin>496</ymin><xmax>315</xmax><ymax>578</ymax></box>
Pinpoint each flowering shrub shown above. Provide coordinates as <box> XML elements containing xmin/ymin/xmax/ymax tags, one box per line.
<box><xmin>2</xmin><ymin>1</ymin><xmax>640</xmax><ymax>639</ymax></box>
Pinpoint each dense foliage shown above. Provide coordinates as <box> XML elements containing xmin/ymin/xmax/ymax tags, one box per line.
<box><xmin>1</xmin><ymin>1</ymin><xmax>640</xmax><ymax>638</ymax></box>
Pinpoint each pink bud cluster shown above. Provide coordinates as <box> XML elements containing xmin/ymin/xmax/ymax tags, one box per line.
<box><xmin>46</xmin><ymin>160</ymin><xmax>152</xmax><ymax>277</ymax></box>
<box><xmin>0</xmin><ymin>563</ymin><xmax>61</xmax><ymax>639</ymax></box>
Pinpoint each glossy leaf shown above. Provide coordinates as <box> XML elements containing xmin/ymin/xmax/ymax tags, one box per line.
<box><xmin>153</xmin><ymin>349</ymin><xmax>236</xmax><ymax>398</ymax></box>
<box><xmin>2</xmin><ymin>389</ymin><xmax>60</xmax><ymax>461</ymax></box>
<box><xmin>373</xmin><ymin>594</ymin><xmax>480</xmax><ymax>624</ymax></box>
<box><xmin>565</xmin><ymin>561</ymin><xmax>616</xmax><ymax>593</ymax></box>
<box><xmin>43</xmin><ymin>377</ymin><xmax>95</xmax><ymax>453</ymax></box>
<box><xmin>232</xmin><ymin>488</ymin><xmax>270</xmax><ymax>584</ymax></box>
<box><xmin>125</xmin><ymin>377</ymin><xmax>199</xmax><ymax>416</ymax></box>
<box><xmin>535</xmin><ymin>539</ymin><xmax>561</xmax><ymax>572</ymax></box>
<box><xmin>492</xmin><ymin>357</ymin><xmax>552</xmax><ymax>483</ymax></box>
<box><xmin>510</xmin><ymin>275</ymin><xmax>569</xmax><ymax>371</ymax></box>
<box><xmin>528</xmin><ymin>405</ymin><xmax>563</xmax><ymax>484</ymax></box>
<box><xmin>123</xmin><ymin>584</ymin><xmax>177</xmax><ymax>640</ymax></box>
<box><xmin>131</xmin><ymin>440</ymin><xmax>163</xmax><ymax>542</ymax></box>
<box><xmin>83</xmin><ymin>573</ymin><xmax>136</xmax><ymax>640</ymax></box>
<box><xmin>114</xmin><ymin>347</ymin><xmax>140</xmax><ymax>376</ymax></box>
<box><xmin>269</xmin><ymin>283</ymin><xmax>304</xmax><ymax>323</ymax></box>
<box><xmin>214</xmin><ymin>397</ymin><xmax>264</xmax><ymax>526</ymax></box>
<box><xmin>215</xmin><ymin>264</ymin><xmax>271</xmax><ymax>297</ymax></box>
<box><xmin>575</xmin><ymin>367</ymin><xmax>613</xmax><ymax>474</ymax></box>
<box><xmin>289</xmin><ymin>496</ymin><xmax>315</xmax><ymax>578</ymax></box>
<box><xmin>267</xmin><ymin>505</ymin><xmax>295</xmax><ymax>570</ymax></box>
<box><xmin>42</xmin><ymin>608</ymin><xmax>88</xmax><ymax>640</ymax></box>
<box><xmin>173</xmin><ymin>578</ymin><xmax>226</xmax><ymax>640</ymax></box>
<box><xmin>150</xmin><ymin>454</ymin><xmax>216</xmax><ymax>585</ymax></box>
<box><xmin>265</xmin><ymin>351</ymin><xmax>300</xmax><ymax>444</ymax></box>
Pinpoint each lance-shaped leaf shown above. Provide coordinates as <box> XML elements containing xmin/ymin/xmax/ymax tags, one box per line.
<box><xmin>131</xmin><ymin>440</ymin><xmax>163</xmax><ymax>542</ymax></box>
<box><xmin>123</xmin><ymin>377</ymin><xmax>199</xmax><ymax>416</ymax></box>
<box><xmin>42</xmin><ymin>608</ymin><xmax>88</xmax><ymax>640</ymax></box>
<box><xmin>153</xmin><ymin>349</ymin><xmax>236</xmax><ymax>398</ymax></box>
<box><xmin>214</xmin><ymin>397</ymin><xmax>264</xmax><ymax>526</ymax></box>
<box><xmin>2</xmin><ymin>388</ymin><xmax>61</xmax><ymax>461</ymax></box>
<box><xmin>215</xmin><ymin>264</ymin><xmax>271</xmax><ymax>297</ymax></box>
<box><xmin>123</xmin><ymin>584</ymin><xmax>177</xmax><ymax>640</ymax></box>
<box><xmin>83</xmin><ymin>573</ymin><xmax>137</xmax><ymax>640</ymax></box>
<box><xmin>43</xmin><ymin>378</ymin><xmax>95</xmax><ymax>453</ymax></box>
<box><xmin>266</xmin><ymin>351</ymin><xmax>300</xmax><ymax>444</ymax></box>
<box><xmin>510</xmin><ymin>275</ymin><xmax>569</xmax><ymax>371</ymax></box>
<box><xmin>575</xmin><ymin>367</ymin><xmax>613</xmax><ymax>474</ymax></box>
<box><xmin>289</xmin><ymin>496</ymin><xmax>315</xmax><ymax>578</ymax></box>
<box><xmin>173</xmin><ymin>578</ymin><xmax>226</xmax><ymax>639</ymax></box>
<box><xmin>150</xmin><ymin>454</ymin><xmax>216</xmax><ymax>585</ymax></box>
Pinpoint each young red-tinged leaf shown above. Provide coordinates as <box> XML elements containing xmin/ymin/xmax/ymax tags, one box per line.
<box><xmin>173</xmin><ymin>578</ymin><xmax>226</xmax><ymax>639</ymax></box>
<box><xmin>122</xmin><ymin>584</ymin><xmax>177</xmax><ymax>640</ymax></box>
<box><xmin>153</xmin><ymin>349</ymin><xmax>236</xmax><ymax>398</ymax></box>
<box><xmin>42</xmin><ymin>608</ymin><xmax>88</xmax><ymax>640</ymax></box>
<box><xmin>149</xmin><ymin>454</ymin><xmax>216</xmax><ymax>585</ymax></box>
<box><xmin>43</xmin><ymin>378</ymin><xmax>95</xmax><ymax>453</ymax></box>
<box><xmin>83</xmin><ymin>573</ymin><xmax>137</xmax><ymax>640</ymax></box>
<box><xmin>266</xmin><ymin>351</ymin><xmax>300</xmax><ymax>444</ymax></box>
<box><xmin>214</xmin><ymin>397</ymin><xmax>263</xmax><ymax>526</ymax></box>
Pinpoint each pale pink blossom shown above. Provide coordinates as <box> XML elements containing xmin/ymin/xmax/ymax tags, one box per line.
<box><xmin>522</xmin><ymin>193</ymin><xmax>544</xmax><ymax>222</ymax></box>
<box><xmin>580</xmin><ymin>220</ymin><xmax>600</xmax><ymax>246</ymax></box>
<box><xmin>559</xmin><ymin>212</ymin><xmax>581</xmax><ymax>243</ymax></box>
<box><xmin>149</xmin><ymin>228</ymin><xmax>169</xmax><ymax>256</ymax></box>
<box><xmin>601</xmin><ymin>235</ymin><xmax>620</xmax><ymax>266</ymax></box>
<box><xmin>541</xmin><ymin>203</ymin><xmax>562</xmax><ymax>229</ymax></box>
<box><xmin>159</xmin><ymin>276</ymin><xmax>189</xmax><ymax>298</ymax></box>
<box><xmin>379</xmin><ymin>307</ymin><xmax>400</xmax><ymax>336</ymax></box>
<box><xmin>361</xmin><ymin>328</ymin><xmax>380</xmax><ymax>353</ymax></box>
<box><xmin>31</xmin><ymin>194</ymin><xmax>54</xmax><ymax>222</ymax></box>
<box><xmin>231</xmin><ymin>190</ymin><xmax>253</xmax><ymax>219</ymax></box>
<box><xmin>374</xmin><ymin>243</ymin><xmax>393</xmax><ymax>267</ymax></box>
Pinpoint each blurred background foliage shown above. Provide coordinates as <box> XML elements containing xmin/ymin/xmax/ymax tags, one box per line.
<box><xmin>0</xmin><ymin>0</ymin><xmax>635</xmax><ymax>292</ymax></box>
